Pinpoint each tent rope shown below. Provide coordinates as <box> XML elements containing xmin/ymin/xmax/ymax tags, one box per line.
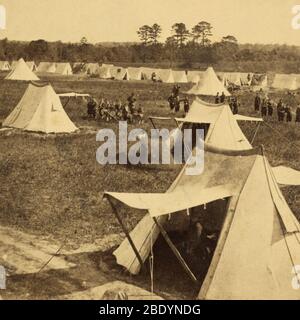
<box><xmin>251</xmin><ymin>122</ymin><xmax>261</xmax><ymax>145</ymax></box>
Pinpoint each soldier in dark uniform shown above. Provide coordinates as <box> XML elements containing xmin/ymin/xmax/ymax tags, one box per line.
<box><xmin>183</xmin><ymin>97</ymin><xmax>190</xmax><ymax>115</ymax></box>
<box><xmin>172</xmin><ymin>84</ymin><xmax>180</xmax><ymax>97</ymax></box>
<box><xmin>286</xmin><ymin>106</ymin><xmax>292</xmax><ymax>122</ymax></box>
<box><xmin>87</xmin><ymin>97</ymin><xmax>97</xmax><ymax>119</ymax></box>
<box><xmin>277</xmin><ymin>100</ymin><xmax>284</xmax><ymax>122</ymax></box>
<box><xmin>261</xmin><ymin>98</ymin><xmax>267</xmax><ymax>117</ymax></box>
<box><xmin>174</xmin><ymin>95</ymin><xmax>180</xmax><ymax>113</ymax></box>
<box><xmin>215</xmin><ymin>92</ymin><xmax>220</xmax><ymax>104</ymax></box>
<box><xmin>127</xmin><ymin>93</ymin><xmax>136</xmax><ymax>113</ymax></box>
<box><xmin>220</xmin><ymin>92</ymin><xmax>226</xmax><ymax>103</ymax></box>
<box><xmin>151</xmin><ymin>72</ymin><xmax>157</xmax><ymax>82</ymax></box>
<box><xmin>296</xmin><ymin>106</ymin><xmax>300</xmax><ymax>123</ymax></box>
<box><xmin>232</xmin><ymin>97</ymin><xmax>239</xmax><ymax>115</ymax></box>
<box><xmin>254</xmin><ymin>93</ymin><xmax>261</xmax><ymax>112</ymax></box>
<box><xmin>168</xmin><ymin>93</ymin><xmax>175</xmax><ymax>113</ymax></box>
<box><xmin>267</xmin><ymin>100</ymin><xmax>273</xmax><ymax>117</ymax></box>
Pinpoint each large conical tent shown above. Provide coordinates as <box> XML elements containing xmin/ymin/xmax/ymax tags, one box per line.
<box><xmin>272</xmin><ymin>74</ymin><xmax>298</xmax><ymax>90</ymax></box>
<box><xmin>175</xmin><ymin>98</ymin><xmax>262</xmax><ymax>150</ymax></box>
<box><xmin>3</xmin><ymin>82</ymin><xmax>77</xmax><ymax>133</ymax></box>
<box><xmin>5</xmin><ymin>58</ymin><xmax>40</xmax><ymax>81</ymax></box>
<box><xmin>187</xmin><ymin>67</ymin><xmax>230</xmax><ymax>96</ymax></box>
<box><xmin>105</xmin><ymin>143</ymin><xmax>300</xmax><ymax>300</ymax></box>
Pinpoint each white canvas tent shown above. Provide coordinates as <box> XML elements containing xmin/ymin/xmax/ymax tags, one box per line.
<box><xmin>272</xmin><ymin>74</ymin><xmax>298</xmax><ymax>90</ymax></box>
<box><xmin>26</xmin><ymin>61</ymin><xmax>37</xmax><ymax>72</ymax></box>
<box><xmin>105</xmin><ymin>143</ymin><xmax>300</xmax><ymax>300</ymax></box>
<box><xmin>127</xmin><ymin>67</ymin><xmax>143</xmax><ymax>81</ymax></box>
<box><xmin>187</xmin><ymin>67</ymin><xmax>230</xmax><ymax>96</ymax></box>
<box><xmin>0</xmin><ymin>61</ymin><xmax>11</xmax><ymax>71</ymax></box>
<box><xmin>37</xmin><ymin>62</ymin><xmax>57</xmax><ymax>73</ymax></box>
<box><xmin>175</xmin><ymin>98</ymin><xmax>262</xmax><ymax>150</ymax></box>
<box><xmin>187</xmin><ymin>71</ymin><xmax>205</xmax><ymax>83</ymax></box>
<box><xmin>3</xmin><ymin>82</ymin><xmax>77</xmax><ymax>133</ymax></box>
<box><xmin>55</xmin><ymin>63</ymin><xmax>73</xmax><ymax>75</ymax></box>
<box><xmin>111</xmin><ymin>67</ymin><xmax>129</xmax><ymax>80</ymax></box>
<box><xmin>140</xmin><ymin>67</ymin><xmax>157</xmax><ymax>80</ymax></box>
<box><xmin>173</xmin><ymin>70</ymin><xmax>188</xmax><ymax>83</ymax></box>
<box><xmin>98</xmin><ymin>66</ymin><xmax>112</xmax><ymax>79</ymax></box>
<box><xmin>84</xmin><ymin>63</ymin><xmax>100</xmax><ymax>75</ymax></box>
<box><xmin>157</xmin><ymin>69</ymin><xmax>175</xmax><ymax>83</ymax></box>
<box><xmin>5</xmin><ymin>58</ymin><xmax>40</xmax><ymax>81</ymax></box>
<box><xmin>251</xmin><ymin>74</ymin><xmax>268</xmax><ymax>91</ymax></box>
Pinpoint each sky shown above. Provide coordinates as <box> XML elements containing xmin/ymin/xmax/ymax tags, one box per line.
<box><xmin>1</xmin><ymin>0</ymin><xmax>300</xmax><ymax>45</ymax></box>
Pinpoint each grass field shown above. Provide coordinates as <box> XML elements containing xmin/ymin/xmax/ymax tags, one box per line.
<box><xmin>1</xmin><ymin>74</ymin><xmax>300</xmax><ymax>298</ymax></box>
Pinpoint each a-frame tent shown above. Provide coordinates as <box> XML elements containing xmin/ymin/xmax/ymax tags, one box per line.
<box><xmin>55</xmin><ymin>62</ymin><xmax>73</xmax><ymax>75</ymax></box>
<box><xmin>0</xmin><ymin>60</ymin><xmax>11</xmax><ymax>71</ymax></box>
<box><xmin>272</xmin><ymin>74</ymin><xmax>298</xmax><ymax>90</ymax></box>
<box><xmin>98</xmin><ymin>66</ymin><xmax>112</xmax><ymax>79</ymax></box>
<box><xmin>3</xmin><ymin>82</ymin><xmax>77</xmax><ymax>133</ymax></box>
<box><xmin>187</xmin><ymin>67</ymin><xmax>230</xmax><ymax>96</ymax></box>
<box><xmin>5</xmin><ymin>58</ymin><xmax>40</xmax><ymax>81</ymax></box>
<box><xmin>173</xmin><ymin>70</ymin><xmax>188</xmax><ymax>83</ymax></box>
<box><xmin>174</xmin><ymin>98</ymin><xmax>262</xmax><ymax>150</ymax></box>
<box><xmin>157</xmin><ymin>69</ymin><xmax>175</xmax><ymax>83</ymax></box>
<box><xmin>127</xmin><ymin>67</ymin><xmax>143</xmax><ymax>81</ymax></box>
<box><xmin>104</xmin><ymin>142</ymin><xmax>300</xmax><ymax>300</ymax></box>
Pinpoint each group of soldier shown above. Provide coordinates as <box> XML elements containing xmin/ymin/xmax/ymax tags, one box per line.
<box><xmin>168</xmin><ymin>85</ymin><xmax>190</xmax><ymax>114</ymax></box>
<box><xmin>215</xmin><ymin>92</ymin><xmax>240</xmax><ymax>115</ymax></box>
<box><xmin>254</xmin><ymin>93</ymin><xmax>300</xmax><ymax>123</ymax></box>
<box><xmin>86</xmin><ymin>93</ymin><xmax>144</xmax><ymax>124</ymax></box>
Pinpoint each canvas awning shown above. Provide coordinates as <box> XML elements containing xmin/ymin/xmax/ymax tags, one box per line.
<box><xmin>234</xmin><ymin>114</ymin><xmax>263</xmax><ymax>122</ymax></box>
<box><xmin>58</xmin><ymin>92</ymin><xmax>90</xmax><ymax>97</ymax></box>
<box><xmin>105</xmin><ymin>184</ymin><xmax>233</xmax><ymax>217</ymax></box>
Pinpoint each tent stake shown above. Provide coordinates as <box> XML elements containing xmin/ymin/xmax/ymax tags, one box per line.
<box><xmin>107</xmin><ymin>196</ymin><xmax>144</xmax><ymax>268</ymax></box>
<box><xmin>153</xmin><ymin>217</ymin><xmax>198</xmax><ymax>284</ymax></box>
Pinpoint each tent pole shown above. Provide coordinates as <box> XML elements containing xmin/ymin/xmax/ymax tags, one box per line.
<box><xmin>106</xmin><ymin>196</ymin><xmax>144</xmax><ymax>268</ymax></box>
<box><xmin>149</xmin><ymin>117</ymin><xmax>156</xmax><ymax>129</ymax></box>
<box><xmin>152</xmin><ymin>217</ymin><xmax>198</xmax><ymax>284</ymax></box>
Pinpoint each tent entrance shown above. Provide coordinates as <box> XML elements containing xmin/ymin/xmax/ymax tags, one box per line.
<box><xmin>160</xmin><ymin>198</ymin><xmax>229</xmax><ymax>288</ymax></box>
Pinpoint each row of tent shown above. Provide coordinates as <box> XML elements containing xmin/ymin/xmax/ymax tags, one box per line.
<box><xmin>0</xmin><ymin>60</ymin><xmax>73</xmax><ymax>75</ymax></box>
<box><xmin>4</xmin><ymin>58</ymin><xmax>300</xmax><ymax>91</ymax></box>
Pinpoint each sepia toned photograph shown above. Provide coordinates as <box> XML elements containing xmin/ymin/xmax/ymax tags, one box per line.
<box><xmin>0</xmin><ymin>0</ymin><xmax>300</xmax><ymax>303</ymax></box>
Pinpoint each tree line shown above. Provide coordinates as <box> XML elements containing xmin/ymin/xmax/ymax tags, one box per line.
<box><xmin>1</xmin><ymin>21</ymin><xmax>300</xmax><ymax>73</ymax></box>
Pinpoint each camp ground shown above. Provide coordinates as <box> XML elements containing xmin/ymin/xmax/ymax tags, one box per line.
<box><xmin>2</xmin><ymin>1</ymin><xmax>300</xmax><ymax>303</ymax></box>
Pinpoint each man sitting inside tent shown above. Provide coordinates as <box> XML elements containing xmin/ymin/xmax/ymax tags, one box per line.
<box><xmin>296</xmin><ymin>106</ymin><xmax>300</xmax><ymax>123</ymax></box>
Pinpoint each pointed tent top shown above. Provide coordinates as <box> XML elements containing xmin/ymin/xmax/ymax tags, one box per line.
<box><xmin>187</xmin><ymin>66</ymin><xmax>230</xmax><ymax>96</ymax></box>
<box><xmin>5</xmin><ymin>58</ymin><xmax>40</xmax><ymax>81</ymax></box>
<box><xmin>3</xmin><ymin>82</ymin><xmax>77</xmax><ymax>133</ymax></box>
